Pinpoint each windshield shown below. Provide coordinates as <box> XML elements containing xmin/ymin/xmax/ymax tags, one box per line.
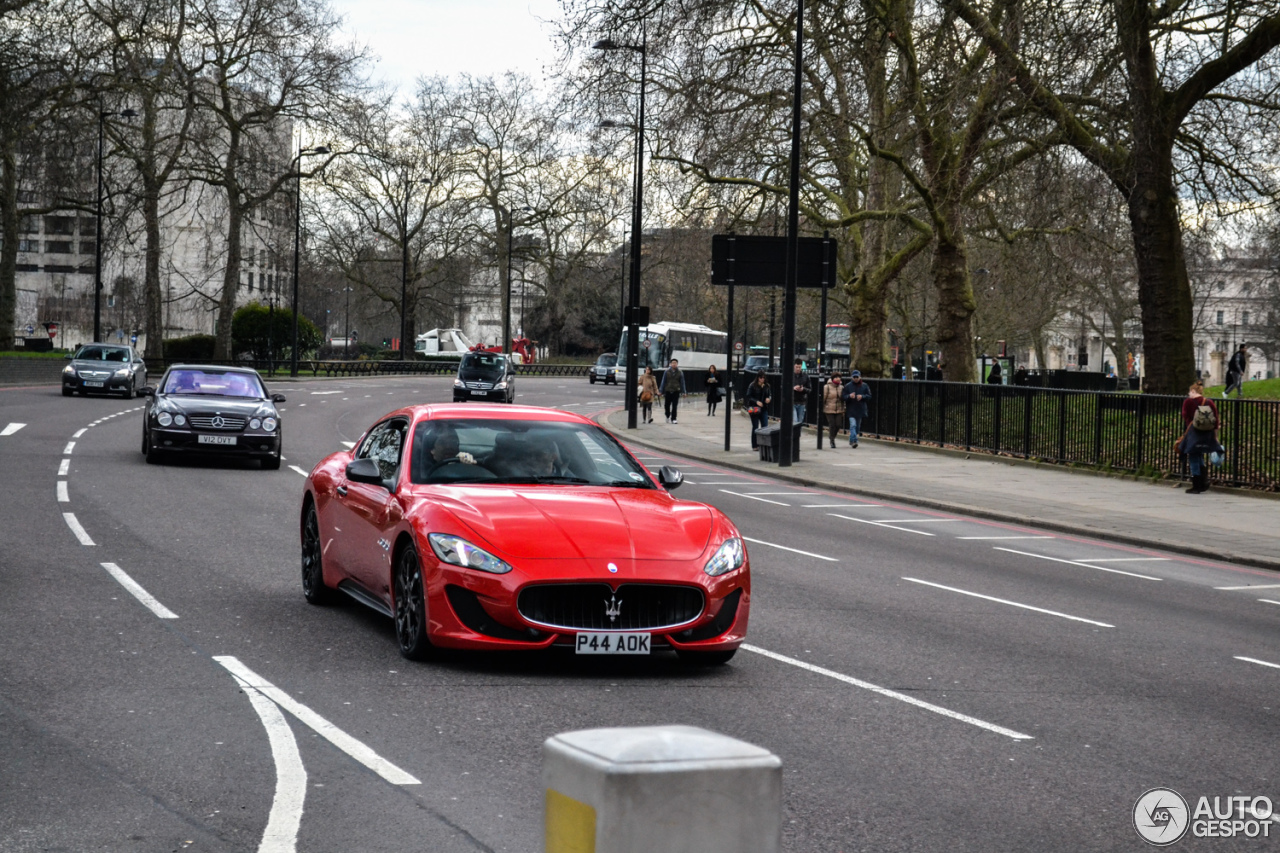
<box><xmin>410</xmin><ymin>418</ymin><xmax>655</xmax><ymax>487</ymax></box>
<box><xmin>616</xmin><ymin>331</ymin><xmax>666</xmax><ymax>371</ymax></box>
<box><xmin>459</xmin><ymin>353</ymin><xmax>507</xmax><ymax>378</ymax></box>
<box><xmin>162</xmin><ymin>369</ymin><xmax>264</xmax><ymax>398</ymax></box>
<box><xmin>75</xmin><ymin>346</ymin><xmax>130</xmax><ymax>362</ymax></box>
<box><xmin>595</xmin><ymin>354</ymin><xmax>617</xmax><ymax>367</ymax></box>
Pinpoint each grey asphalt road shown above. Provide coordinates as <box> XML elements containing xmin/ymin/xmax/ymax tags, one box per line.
<box><xmin>2</xmin><ymin>376</ymin><xmax>1279</xmax><ymax>852</ymax></box>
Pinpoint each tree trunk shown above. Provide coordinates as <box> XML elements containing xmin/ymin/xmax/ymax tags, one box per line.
<box><xmin>931</xmin><ymin>220</ymin><xmax>978</xmax><ymax>382</ymax></box>
<box><xmin>0</xmin><ymin>139</ymin><xmax>17</xmax><ymax>338</ymax></box>
<box><xmin>140</xmin><ymin>95</ymin><xmax>164</xmax><ymax>360</ymax></box>
<box><xmin>1125</xmin><ymin>164</ymin><xmax>1195</xmax><ymax>394</ymax></box>
<box><xmin>214</xmin><ymin>192</ymin><xmax>242</xmax><ymax>359</ymax></box>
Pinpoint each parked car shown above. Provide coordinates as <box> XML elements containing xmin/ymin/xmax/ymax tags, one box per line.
<box><xmin>140</xmin><ymin>365</ymin><xmax>285</xmax><ymax>469</ymax></box>
<box><xmin>62</xmin><ymin>344</ymin><xmax>147</xmax><ymax>398</ymax></box>
<box><xmin>299</xmin><ymin>404</ymin><xmax>749</xmax><ymax>663</ymax></box>
<box><xmin>590</xmin><ymin>352</ymin><xmax>619</xmax><ymax>384</ymax></box>
<box><xmin>453</xmin><ymin>351</ymin><xmax>515</xmax><ymax>403</ymax></box>
<box><xmin>742</xmin><ymin>354</ymin><xmax>772</xmax><ymax>374</ymax></box>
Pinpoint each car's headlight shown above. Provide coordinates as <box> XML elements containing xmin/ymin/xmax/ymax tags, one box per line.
<box><xmin>703</xmin><ymin>537</ymin><xmax>744</xmax><ymax>577</ymax></box>
<box><xmin>427</xmin><ymin>533</ymin><xmax>512</xmax><ymax>574</ymax></box>
<box><xmin>262</xmin><ymin>417</ymin><xmax>277</xmax><ymax>432</ymax></box>
<box><xmin>453</xmin><ymin>378</ymin><xmax>465</xmax><ymax>388</ymax></box>
<box><xmin>114</xmin><ymin>367</ymin><xmax>131</xmax><ymax>377</ymax></box>
<box><xmin>173</xmin><ymin>414</ymin><xmax>186</xmax><ymax>426</ymax></box>
<box><xmin>494</xmin><ymin>380</ymin><xmax>507</xmax><ymax>389</ymax></box>
<box><xmin>156</xmin><ymin>412</ymin><xmax>173</xmax><ymax>427</ymax></box>
<box><xmin>63</xmin><ymin>365</ymin><xmax>75</xmax><ymax>375</ymax></box>
<box><xmin>249</xmin><ymin>418</ymin><xmax>262</xmax><ymax>430</ymax></box>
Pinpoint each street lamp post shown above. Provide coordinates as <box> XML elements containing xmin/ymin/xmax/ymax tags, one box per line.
<box><xmin>595</xmin><ymin>32</ymin><xmax>647</xmax><ymax>430</ymax></box>
<box><xmin>291</xmin><ymin>144</ymin><xmax>330</xmax><ymax>377</ymax></box>
<box><xmin>778</xmin><ymin>0</ymin><xmax>804</xmax><ymax>466</ymax></box>
<box><xmin>95</xmin><ymin>106</ymin><xmax>137</xmax><ymax>343</ymax></box>
<box><xmin>501</xmin><ymin>205</ymin><xmax>531</xmax><ymax>357</ymax></box>
<box><xmin>342</xmin><ymin>286</ymin><xmax>353</xmax><ymax>358</ymax></box>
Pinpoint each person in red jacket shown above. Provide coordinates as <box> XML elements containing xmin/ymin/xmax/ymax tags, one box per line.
<box><xmin>1179</xmin><ymin>379</ymin><xmax>1222</xmax><ymax>495</ymax></box>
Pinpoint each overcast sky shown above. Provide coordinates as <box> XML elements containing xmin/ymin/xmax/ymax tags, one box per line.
<box><xmin>328</xmin><ymin>0</ymin><xmax>569</xmax><ymax>92</ymax></box>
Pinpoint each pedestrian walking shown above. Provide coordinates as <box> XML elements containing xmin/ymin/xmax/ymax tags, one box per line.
<box><xmin>1224</xmin><ymin>345</ymin><xmax>1247</xmax><ymax>398</ymax></box>
<box><xmin>841</xmin><ymin>370</ymin><xmax>872</xmax><ymax>448</ymax></box>
<box><xmin>986</xmin><ymin>359</ymin><xmax>1003</xmax><ymax>385</ymax></box>
<box><xmin>790</xmin><ymin>359</ymin><xmax>809</xmax><ymax>425</ymax></box>
<box><xmin>705</xmin><ymin>364</ymin><xmax>723</xmax><ymax>416</ymax></box>
<box><xmin>1179</xmin><ymin>378</ymin><xmax>1223</xmax><ymax>495</ymax></box>
<box><xmin>820</xmin><ymin>371</ymin><xmax>844</xmax><ymax>449</ymax></box>
<box><xmin>638</xmin><ymin>366</ymin><xmax>659</xmax><ymax>424</ymax></box>
<box><xmin>744</xmin><ymin>371</ymin><xmax>772</xmax><ymax>449</ymax></box>
<box><xmin>661</xmin><ymin>358</ymin><xmax>686</xmax><ymax>423</ymax></box>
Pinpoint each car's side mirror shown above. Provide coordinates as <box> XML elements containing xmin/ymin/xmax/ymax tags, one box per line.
<box><xmin>345</xmin><ymin>457</ymin><xmax>386</xmax><ymax>487</ymax></box>
<box><xmin>657</xmin><ymin>465</ymin><xmax>683</xmax><ymax>491</ymax></box>
<box><xmin>272</xmin><ymin>393</ymin><xmax>286</xmax><ymax>403</ymax></box>
<box><xmin>64</xmin><ymin>353</ymin><xmax>72</xmax><ymax>360</ymax></box>
<box><xmin>139</xmin><ymin>386</ymin><xmax>155</xmax><ymax>397</ymax></box>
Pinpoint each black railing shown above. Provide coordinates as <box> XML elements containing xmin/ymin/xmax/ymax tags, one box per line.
<box><xmin>798</xmin><ymin>378</ymin><xmax>1278</xmax><ymax>491</ymax></box>
<box><xmin>148</xmin><ymin>358</ymin><xmax>592</xmax><ymax>378</ymax></box>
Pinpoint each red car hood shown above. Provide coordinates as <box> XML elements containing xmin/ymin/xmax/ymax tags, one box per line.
<box><xmin>425</xmin><ymin>486</ymin><xmax>715</xmax><ymax>561</ymax></box>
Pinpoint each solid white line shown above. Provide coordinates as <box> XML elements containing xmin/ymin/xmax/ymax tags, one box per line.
<box><xmin>230</xmin><ymin>676</ymin><xmax>307</xmax><ymax>853</ymax></box>
<box><xmin>212</xmin><ymin>657</ymin><xmax>420</xmax><ymax>785</ymax></box>
<box><xmin>63</xmin><ymin>513</ymin><xmax>94</xmax><ymax>546</ymax></box>
<box><xmin>830</xmin><ymin>514</ymin><xmax>934</xmax><ymax>536</ymax></box>
<box><xmin>289</xmin><ymin>466</ymin><xmax>309</xmax><ymax>477</ymax></box>
<box><xmin>100</xmin><ymin>563</ymin><xmax>178</xmax><ymax>619</ymax></box>
<box><xmin>1216</xmin><ymin>583</ymin><xmax>1280</xmax><ymax>591</ymax></box>
<box><xmin>741</xmin><ymin>536</ymin><xmax>838</xmax><ymax>562</ymax></box>
<box><xmin>1072</xmin><ymin>557</ymin><xmax>1170</xmax><ymax>562</ymax></box>
<box><xmin>63</xmin><ymin>441</ymin><xmax>75</xmax><ymax>455</ymax></box>
<box><xmin>740</xmin><ymin>644</ymin><xmax>1032</xmax><ymax>740</ymax></box>
<box><xmin>956</xmin><ymin>536</ymin><xmax>1054</xmax><ymax>540</ymax></box>
<box><xmin>993</xmin><ymin>547</ymin><xmax>1162</xmax><ymax>581</ymax></box>
<box><xmin>0</xmin><ymin>422</ymin><xmax>25</xmax><ymax>436</ymax></box>
<box><xmin>742</xmin><ymin>491</ymin><xmax>813</xmax><ymax>496</ymax></box>
<box><xmin>72</xmin><ymin>428</ymin><xmax>87</xmax><ymax>438</ymax></box>
<box><xmin>872</xmin><ymin>519</ymin><xmax>963</xmax><ymax>524</ymax></box>
<box><xmin>1235</xmin><ymin>656</ymin><xmax>1280</xmax><ymax>670</ymax></box>
<box><xmin>1258</xmin><ymin>599</ymin><xmax>1280</xmax><ymax>606</ymax></box>
<box><xmin>903</xmin><ymin>577</ymin><xmax>1115</xmax><ymax>627</ymax></box>
<box><xmin>56</xmin><ymin>481</ymin><xmax>69</xmax><ymax>502</ymax></box>
<box><xmin>802</xmin><ymin>503</ymin><xmax>882</xmax><ymax>508</ymax></box>
<box><xmin>719</xmin><ymin>490</ymin><xmax>790</xmax><ymax>506</ymax></box>
<box><xmin>58</xmin><ymin>458</ymin><xmax>70</xmax><ymax>476</ymax></box>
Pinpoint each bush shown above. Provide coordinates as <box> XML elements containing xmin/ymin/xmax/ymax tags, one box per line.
<box><xmin>232</xmin><ymin>302</ymin><xmax>322</xmax><ymax>360</ymax></box>
<box><xmin>163</xmin><ymin>334</ymin><xmax>216</xmax><ymax>362</ymax></box>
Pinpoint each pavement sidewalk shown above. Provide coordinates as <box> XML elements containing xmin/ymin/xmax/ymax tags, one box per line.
<box><xmin>599</xmin><ymin>403</ymin><xmax>1280</xmax><ymax>572</ymax></box>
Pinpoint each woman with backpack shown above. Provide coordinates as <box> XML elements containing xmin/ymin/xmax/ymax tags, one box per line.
<box><xmin>1179</xmin><ymin>379</ymin><xmax>1224</xmax><ymax>495</ymax></box>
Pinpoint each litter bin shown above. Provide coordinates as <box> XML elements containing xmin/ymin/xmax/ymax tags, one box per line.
<box><xmin>754</xmin><ymin>424</ymin><xmax>803</xmax><ymax>463</ymax></box>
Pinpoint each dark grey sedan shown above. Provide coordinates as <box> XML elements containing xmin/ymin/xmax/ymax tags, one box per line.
<box><xmin>62</xmin><ymin>344</ymin><xmax>147</xmax><ymax>398</ymax></box>
<box><xmin>141</xmin><ymin>365</ymin><xmax>285</xmax><ymax>469</ymax></box>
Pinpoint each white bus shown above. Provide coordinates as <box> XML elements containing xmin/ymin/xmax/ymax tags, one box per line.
<box><xmin>616</xmin><ymin>321</ymin><xmax>728</xmax><ymax>372</ymax></box>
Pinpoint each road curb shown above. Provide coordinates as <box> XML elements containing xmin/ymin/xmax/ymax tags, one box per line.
<box><xmin>595</xmin><ymin>408</ymin><xmax>1280</xmax><ymax>574</ymax></box>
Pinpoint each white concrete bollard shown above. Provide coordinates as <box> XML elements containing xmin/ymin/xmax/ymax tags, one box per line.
<box><xmin>542</xmin><ymin>725</ymin><xmax>782</xmax><ymax>853</ymax></box>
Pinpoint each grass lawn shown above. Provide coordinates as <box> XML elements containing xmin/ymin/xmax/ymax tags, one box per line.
<box><xmin>1204</xmin><ymin>377</ymin><xmax>1280</xmax><ymax>401</ymax></box>
<box><xmin>0</xmin><ymin>350</ymin><xmax>69</xmax><ymax>359</ymax></box>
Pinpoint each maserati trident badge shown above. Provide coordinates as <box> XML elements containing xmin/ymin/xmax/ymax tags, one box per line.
<box><xmin>604</xmin><ymin>595</ymin><xmax>623</xmax><ymax>624</ymax></box>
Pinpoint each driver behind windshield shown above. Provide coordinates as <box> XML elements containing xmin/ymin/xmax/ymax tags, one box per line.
<box><xmin>424</xmin><ymin>430</ymin><xmax>476</xmax><ymax>475</ymax></box>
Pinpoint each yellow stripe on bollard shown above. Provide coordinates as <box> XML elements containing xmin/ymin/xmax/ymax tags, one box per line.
<box><xmin>545</xmin><ymin>788</ymin><xmax>596</xmax><ymax>853</ymax></box>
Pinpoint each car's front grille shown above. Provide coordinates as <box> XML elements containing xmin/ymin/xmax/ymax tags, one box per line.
<box><xmin>517</xmin><ymin>583</ymin><xmax>704</xmax><ymax>631</ymax></box>
<box><xmin>465</xmin><ymin>381</ymin><xmax>494</xmax><ymax>390</ymax></box>
<box><xmin>188</xmin><ymin>415</ymin><xmax>247</xmax><ymax>431</ymax></box>
<box><xmin>79</xmin><ymin>370</ymin><xmax>111</xmax><ymax>379</ymax></box>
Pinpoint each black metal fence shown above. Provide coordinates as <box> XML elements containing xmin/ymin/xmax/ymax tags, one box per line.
<box><xmin>803</xmin><ymin>378</ymin><xmax>1279</xmax><ymax>490</ymax></box>
<box><xmin>147</xmin><ymin>358</ymin><xmax>592</xmax><ymax>378</ymax></box>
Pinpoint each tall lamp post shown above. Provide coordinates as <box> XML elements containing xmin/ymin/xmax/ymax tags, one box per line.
<box><xmin>778</xmin><ymin>0</ymin><xmax>804</xmax><ymax>466</ymax></box>
<box><xmin>500</xmin><ymin>205</ymin><xmax>531</xmax><ymax>356</ymax></box>
<box><xmin>95</xmin><ymin>107</ymin><xmax>137</xmax><ymax>344</ymax></box>
<box><xmin>400</xmin><ymin>177</ymin><xmax>432</xmax><ymax>360</ymax></box>
<box><xmin>600</xmin><ymin>118</ymin><xmax>637</xmax><ymax>341</ymax></box>
<box><xmin>342</xmin><ymin>286</ymin><xmax>353</xmax><ymax>358</ymax></box>
<box><xmin>291</xmin><ymin>144</ymin><xmax>329</xmax><ymax>377</ymax></box>
<box><xmin>595</xmin><ymin>32</ymin><xmax>647</xmax><ymax>430</ymax></box>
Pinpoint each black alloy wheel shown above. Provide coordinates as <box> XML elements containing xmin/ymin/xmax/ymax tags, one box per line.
<box><xmin>144</xmin><ymin>428</ymin><xmax>164</xmax><ymax>464</ymax></box>
<box><xmin>140</xmin><ymin>426</ymin><xmax>148</xmax><ymax>455</ymax></box>
<box><xmin>675</xmin><ymin>648</ymin><xmax>737</xmax><ymax>666</ymax></box>
<box><xmin>262</xmin><ymin>437</ymin><xmax>282</xmax><ymax>470</ymax></box>
<box><xmin>393</xmin><ymin>544</ymin><xmax>433</xmax><ymax>660</ymax></box>
<box><xmin>301</xmin><ymin>504</ymin><xmax>334</xmax><ymax>605</ymax></box>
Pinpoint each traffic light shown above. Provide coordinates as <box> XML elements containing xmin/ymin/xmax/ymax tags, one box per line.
<box><xmin>382</xmin><ymin>338</ymin><xmax>390</xmax><ymax>347</ymax></box>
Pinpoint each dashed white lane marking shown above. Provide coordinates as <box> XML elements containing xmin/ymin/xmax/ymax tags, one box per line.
<box><xmin>289</xmin><ymin>466</ymin><xmax>309</xmax><ymax>477</ymax></box>
<box><xmin>743</xmin><ymin>491</ymin><xmax>813</xmax><ymax>496</ymax></box>
<box><xmin>231</xmin><ymin>675</ymin><xmax>306</xmax><ymax>853</ymax></box>
<box><xmin>802</xmin><ymin>503</ymin><xmax>881</xmax><ymax>508</ymax></box>
<box><xmin>741</xmin><ymin>644</ymin><xmax>1032</xmax><ymax>740</ymax></box>
<box><xmin>0</xmin><ymin>422</ymin><xmax>26</xmax><ymax>436</ymax></box>
<box><xmin>311</xmin><ymin>391</ymin><xmax>341</xmax><ymax>395</ymax></box>
<box><xmin>100</xmin><ymin>563</ymin><xmax>178</xmax><ymax>619</ymax></box>
<box><xmin>63</xmin><ymin>513</ymin><xmax>95</xmax><ymax>545</ymax></box>
<box><xmin>1216</xmin><ymin>583</ymin><xmax>1280</xmax><ymax>591</ymax></box>
<box><xmin>212</xmin><ymin>657</ymin><xmax>421</xmax><ymax>785</ymax></box>
<box><xmin>957</xmin><ymin>536</ymin><xmax>1054</xmax><ymax>540</ymax></box>
<box><xmin>741</xmin><ymin>536</ymin><xmax>838</xmax><ymax>562</ymax></box>
<box><xmin>1073</xmin><ymin>557</ymin><xmax>1170</xmax><ymax>563</ymax></box>
<box><xmin>719</xmin><ymin>490</ymin><xmax>789</xmax><ymax>506</ymax></box>
<box><xmin>993</xmin><ymin>547</ymin><xmax>1162</xmax><ymax>581</ymax></box>
<box><xmin>903</xmin><ymin>577</ymin><xmax>1115</xmax><ymax>628</ymax></box>
<box><xmin>1235</xmin><ymin>656</ymin><xmax>1280</xmax><ymax>670</ymax></box>
<box><xmin>58</xmin><ymin>459</ymin><xmax>70</xmax><ymax>476</ymax></box>
<box><xmin>831</xmin><ymin>514</ymin><xmax>934</xmax><ymax>536</ymax></box>
<box><xmin>872</xmin><ymin>518</ymin><xmax>963</xmax><ymax>524</ymax></box>
<box><xmin>56</xmin><ymin>481</ymin><xmax>69</xmax><ymax>502</ymax></box>
<box><xmin>63</xmin><ymin>441</ymin><xmax>76</xmax><ymax>455</ymax></box>
<box><xmin>72</xmin><ymin>428</ymin><xmax>87</xmax><ymax>438</ymax></box>
<box><xmin>1259</xmin><ymin>599</ymin><xmax>1280</xmax><ymax>606</ymax></box>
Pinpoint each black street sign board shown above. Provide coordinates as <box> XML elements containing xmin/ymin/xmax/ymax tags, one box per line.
<box><xmin>711</xmin><ymin>234</ymin><xmax>837</xmax><ymax>288</ymax></box>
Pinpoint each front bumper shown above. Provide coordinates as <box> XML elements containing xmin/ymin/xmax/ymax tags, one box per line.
<box><xmin>64</xmin><ymin>374</ymin><xmax>132</xmax><ymax>393</ymax></box>
<box><xmin>453</xmin><ymin>387</ymin><xmax>507</xmax><ymax>402</ymax></box>
<box><xmin>150</xmin><ymin>427</ymin><xmax>280</xmax><ymax>456</ymax></box>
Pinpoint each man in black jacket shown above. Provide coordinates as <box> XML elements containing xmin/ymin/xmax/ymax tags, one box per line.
<box><xmin>1224</xmin><ymin>345</ymin><xmax>1247</xmax><ymax>398</ymax></box>
<box><xmin>841</xmin><ymin>371</ymin><xmax>872</xmax><ymax>448</ymax></box>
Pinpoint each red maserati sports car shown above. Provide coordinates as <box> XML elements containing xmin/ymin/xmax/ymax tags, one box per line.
<box><xmin>299</xmin><ymin>404</ymin><xmax>750</xmax><ymax>664</ymax></box>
